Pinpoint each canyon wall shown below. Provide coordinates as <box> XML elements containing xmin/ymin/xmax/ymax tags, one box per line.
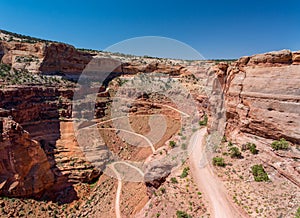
<box><xmin>222</xmin><ymin>50</ymin><xmax>300</xmax><ymax>143</ymax></box>
<box><xmin>0</xmin><ymin>40</ymin><xmax>93</xmax><ymax>75</ymax></box>
<box><xmin>0</xmin><ymin>86</ymin><xmax>100</xmax><ymax>199</ymax></box>
<box><xmin>1</xmin><ymin>32</ymin><xmax>300</xmax><ymax>199</ymax></box>
<box><xmin>0</xmin><ymin>118</ymin><xmax>55</xmax><ymax>197</ymax></box>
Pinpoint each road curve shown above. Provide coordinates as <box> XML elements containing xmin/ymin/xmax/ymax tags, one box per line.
<box><xmin>110</xmin><ymin>162</ymin><xmax>145</xmax><ymax>218</ymax></box>
<box><xmin>110</xmin><ymin>165</ymin><xmax>122</xmax><ymax>218</ymax></box>
<box><xmin>189</xmin><ymin>128</ymin><xmax>247</xmax><ymax>218</ymax></box>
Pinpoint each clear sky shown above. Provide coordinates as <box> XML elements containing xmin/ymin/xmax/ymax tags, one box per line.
<box><xmin>1</xmin><ymin>0</ymin><xmax>299</xmax><ymax>59</ymax></box>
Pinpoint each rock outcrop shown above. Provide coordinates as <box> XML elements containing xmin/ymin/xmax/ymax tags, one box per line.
<box><xmin>0</xmin><ymin>30</ymin><xmax>205</xmax><ymax>78</ymax></box>
<box><xmin>0</xmin><ymin>86</ymin><xmax>102</xmax><ymax>198</ymax></box>
<box><xmin>0</xmin><ymin>40</ymin><xmax>93</xmax><ymax>76</ymax></box>
<box><xmin>0</xmin><ymin>118</ymin><xmax>55</xmax><ymax>197</ymax></box>
<box><xmin>223</xmin><ymin>50</ymin><xmax>300</xmax><ymax>143</ymax></box>
<box><xmin>39</xmin><ymin>43</ymin><xmax>93</xmax><ymax>76</ymax></box>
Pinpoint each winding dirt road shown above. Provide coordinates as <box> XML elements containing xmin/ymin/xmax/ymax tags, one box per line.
<box><xmin>189</xmin><ymin>128</ymin><xmax>247</xmax><ymax>218</ymax></box>
<box><xmin>109</xmin><ymin>162</ymin><xmax>145</xmax><ymax>218</ymax></box>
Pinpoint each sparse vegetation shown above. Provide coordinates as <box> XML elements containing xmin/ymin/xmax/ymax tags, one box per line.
<box><xmin>251</xmin><ymin>164</ymin><xmax>269</xmax><ymax>182</ymax></box>
<box><xmin>169</xmin><ymin>140</ymin><xmax>176</xmax><ymax>148</ymax></box>
<box><xmin>222</xmin><ymin>135</ymin><xmax>227</xmax><ymax>142</ymax></box>
<box><xmin>212</xmin><ymin>59</ymin><xmax>237</xmax><ymax>64</ymax></box>
<box><xmin>180</xmin><ymin>167</ymin><xmax>190</xmax><ymax>178</ymax></box>
<box><xmin>181</xmin><ymin>143</ymin><xmax>187</xmax><ymax>150</ymax></box>
<box><xmin>116</xmin><ymin>78</ymin><xmax>129</xmax><ymax>86</ymax></box>
<box><xmin>0</xmin><ymin>29</ymin><xmax>59</xmax><ymax>44</ymax></box>
<box><xmin>176</xmin><ymin>210</ymin><xmax>192</xmax><ymax>218</ymax></box>
<box><xmin>295</xmin><ymin>207</ymin><xmax>300</xmax><ymax>218</ymax></box>
<box><xmin>0</xmin><ymin>64</ymin><xmax>75</xmax><ymax>87</ymax></box>
<box><xmin>171</xmin><ymin>177</ymin><xmax>178</xmax><ymax>184</ymax></box>
<box><xmin>160</xmin><ymin>187</ymin><xmax>166</xmax><ymax>193</ymax></box>
<box><xmin>271</xmin><ymin>138</ymin><xmax>289</xmax><ymax>150</ymax></box>
<box><xmin>198</xmin><ymin>114</ymin><xmax>208</xmax><ymax>126</ymax></box>
<box><xmin>242</xmin><ymin>142</ymin><xmax>258</xmax><ymax>154</ymax></box>
<box><xmin>212</xmin><ymin>157</ymin><xmax>225</xmax><ymax>167</ymax></box>
<box><xmin>229</xmin><ymin>147</ymin><xmax>242</xmax><ymax>158</ymax></box>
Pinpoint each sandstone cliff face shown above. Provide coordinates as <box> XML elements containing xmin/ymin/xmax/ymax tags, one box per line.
<box><xmin>0</xmin><ymin>86</ymin><xmax>101</xmax><ymax>198</ymax></box>
<box><xmin>0</xmin><ymin>118</ymin><xmax>55</xmax><ymax>197</ymax></box>
<box><xmin>0</xmin><ymin>86</ymin><xmax>62</xmax><ymax>143</ymax></box>
<box><xmin>0</xmin><ymin>41</ymin><xmax>45</xmax><ymax>73</ymax></box>
<box><xmin>121</xmin><ymin>60</ymin><xmax>187</xmax><ymax>75</ymax></box>
<box><xmin>39</xmin><ymin>43</ymin><xmax>92</xmax><ymax>75</ymax></box>
<box><xmin>0</xmin><ymin>32</ymin><xmax>201</xmax><ymax>78</ymax></box>
<box><xmin>0</xmin><ymin>39</ymin><xmax>92</xmax><ymax>75</ymax></box>
<box><xmin>223</xmin><ymin>50</ymin><xmax>300</xmax><ymax>143</ymax></box>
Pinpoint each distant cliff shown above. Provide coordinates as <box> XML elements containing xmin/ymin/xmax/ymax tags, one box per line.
<box><xmin>212</xmin><ymin>50</ymin><xmax>300</xmax><ymax>143</ymax></box>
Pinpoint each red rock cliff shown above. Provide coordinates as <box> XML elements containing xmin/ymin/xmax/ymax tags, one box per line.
<box><xmin>223</xmin><ymin>50</ymin><xmax>300</xmax><ymax>143</ymax></box>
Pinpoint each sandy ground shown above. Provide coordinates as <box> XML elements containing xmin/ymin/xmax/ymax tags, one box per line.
<box><xmin>189</xmin><ymin>128</ymin><xmax>248</xmax><ymax>218</ymax></box>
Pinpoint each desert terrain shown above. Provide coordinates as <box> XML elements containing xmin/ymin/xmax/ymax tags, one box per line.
<box><xmin>0</xmin><ymin>29</ymin><xmax>299</xmax><ymax>218</ymax></box>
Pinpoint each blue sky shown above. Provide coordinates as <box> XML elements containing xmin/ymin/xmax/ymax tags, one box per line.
<box><xmin>1</xmin><ymin>0</ymin><xmax>299</xmax><ymax>59</ymax></box>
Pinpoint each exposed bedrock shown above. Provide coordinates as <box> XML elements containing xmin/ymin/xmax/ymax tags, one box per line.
<box><xmin>223</xmin><ymin>50</ymin><xmax>300</xmax><ymax>144</ymax></box>
<box><xmin>0</xmin><ymin>118</ymin><xmax>55</xmax><ymax>198</ymax></box>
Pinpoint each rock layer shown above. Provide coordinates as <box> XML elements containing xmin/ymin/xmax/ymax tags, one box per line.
<box><xmin>0</xmin><ymin>118</ymin><xmax>54</xmax><ymax>197</ymax></box>
<box><xmin>224</xmin><ymin>50</ymin><xmax>300</xmax><ymax>143</ymax></box>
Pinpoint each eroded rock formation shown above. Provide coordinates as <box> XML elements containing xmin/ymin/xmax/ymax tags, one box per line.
<box><xmin>219</xmin><ymin>50</ymin><xmax>300</xmax><ymax>144</ymax></box>
<box><xmin>0</xmin><ymin>118</ymin><xmax>55</xmax><ymax>197</ymax></box>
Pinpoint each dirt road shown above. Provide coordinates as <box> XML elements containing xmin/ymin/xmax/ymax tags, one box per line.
<box><xmin>189</xmin><ymin>128</ymin><xmax>247</xmax><ymax>218</ymax></box>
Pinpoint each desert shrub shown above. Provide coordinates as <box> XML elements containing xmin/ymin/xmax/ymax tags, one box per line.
<box><xmin>251</xmin><ymin>164</ymin><xmax>269</xmax><ymax>182</ymax></box>
<box><xmin>169</xmin><ymin>141</ymin><xmax>176</xmax><ymax>148</ymax></box>
<box><xmin>181</xmin><ymin>143</ymin><xmax>187</xmax><ymax>150</ymax></box>
<box><xmin>180</xmin><ymin>167</ymin><xmax>190</xmax><ymax>178</ymax></box>
<box><xmin>212</xmin><ymin>157</ymin><xmax>225</xmax><ymax>167</ymax></box>
<box><xmin>176</xmin><ymin>210</ymin><xmax>192</xmax><ymax>218</ymax></box>
<box><xmin>222</xmin><ymin>135</ymin><xmax>227</xmax><ymax>142</ymax></box>
<box><xmin>229</xmin><ymin>147</ymin><xmax>242</xmax><ymax>158</ymax></box>
<box><xmin>249</xmin><ymin>143</ymin><xmax>258</xmax><ymax>154</ymax></box>
<box><xmin>243</xmin><ymin>142</ymin><xmax>258</xmax><ymax>154</ymax></box>
<box><xmin>199</xmin><ymin>114</ymin><xmax>208</xmax><ymax>126</ymax></box>
<box><xmin>295</xmin><ymin>207</ymin><xmax>300</xmax><ymax>218</ymax></box>
<box><xmin>171</xmin><ymin>177</ymin><xmax>178</xmax><ymax>183</ymax></box>
<box><xmin>159</xmin><ymin>187</ymin><xmax>166</xmax><ymax>194</ymax></box>
<box><xmin>271</xmin><ymin>138</ymin><xmax>289</xmax><ymax>150</ymax></box>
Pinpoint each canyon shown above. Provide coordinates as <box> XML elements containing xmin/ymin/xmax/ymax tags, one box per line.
<box><xmin>0</xmin><ymin>30</ymin><xmax>299</xmax><ymax>217</ymax></box>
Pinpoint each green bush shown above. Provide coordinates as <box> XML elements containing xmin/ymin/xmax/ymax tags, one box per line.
<box><xmin>199</xmin><ymin>114</ymin><xmax>208</xmax><ymax>126</ymax></box>
<box><xmin>180</xmin><ymin>167</ymin><xmax>190</xmax><ymax>178</ymax></box>
<box><xmin>251</xmin><ymin>164</ymin><xmax>269</xmax><ymax>182</ymax></box>
<box><xmin>295</xmin><ymin>207</ymin><xmax>300</xmax><ymax>218</ymax></box>
<box><xmin>171</xmin><ymin>177</ymin><xmax>178</xmax><ymax>183</ymax></box>
<box><xmin>169</xmin><ymin>140</ymin><xmax>176</xmax><ymax>148</ymax></box>
<box><xmin>271</xmin><ymin>138</ymin><xmax>289</xmax><ymax>150</ymax></box>
<box><xmin>212</xmin><ymin>157</ymin><xmax>225</xmax><ymax>167</ymax></box>
<box><xmin>229</xmin><ymin>147</ymin><xmax>242</xmax><ymax>158</ymax></box>
<box><xmin>176</xmin><ymin>210</ymin><xmax>192</xmax><ymax>218</ymax></box>
<box><xmin>249</xmin><ymin>143</ymin><xmax>258</xmax><ymax>154</ymax></box>
<box><xmin>159</xmin><ymin>187</ymin><xmax>166</xmax><ymax>194</ymax></box>
<box><xmin>222</xmin><ymin>135</ymin><xmax>227</xmax><ymax>142</ymax></box>
<box><xmin>228</xmin><ymin>141</ymin><xmax>233</xmax><ymax>147</ymax></box>
<box><xmin>244</xmin><ymin>142</ymin><xmax>259</xmax><ymax>154</ymax></box>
